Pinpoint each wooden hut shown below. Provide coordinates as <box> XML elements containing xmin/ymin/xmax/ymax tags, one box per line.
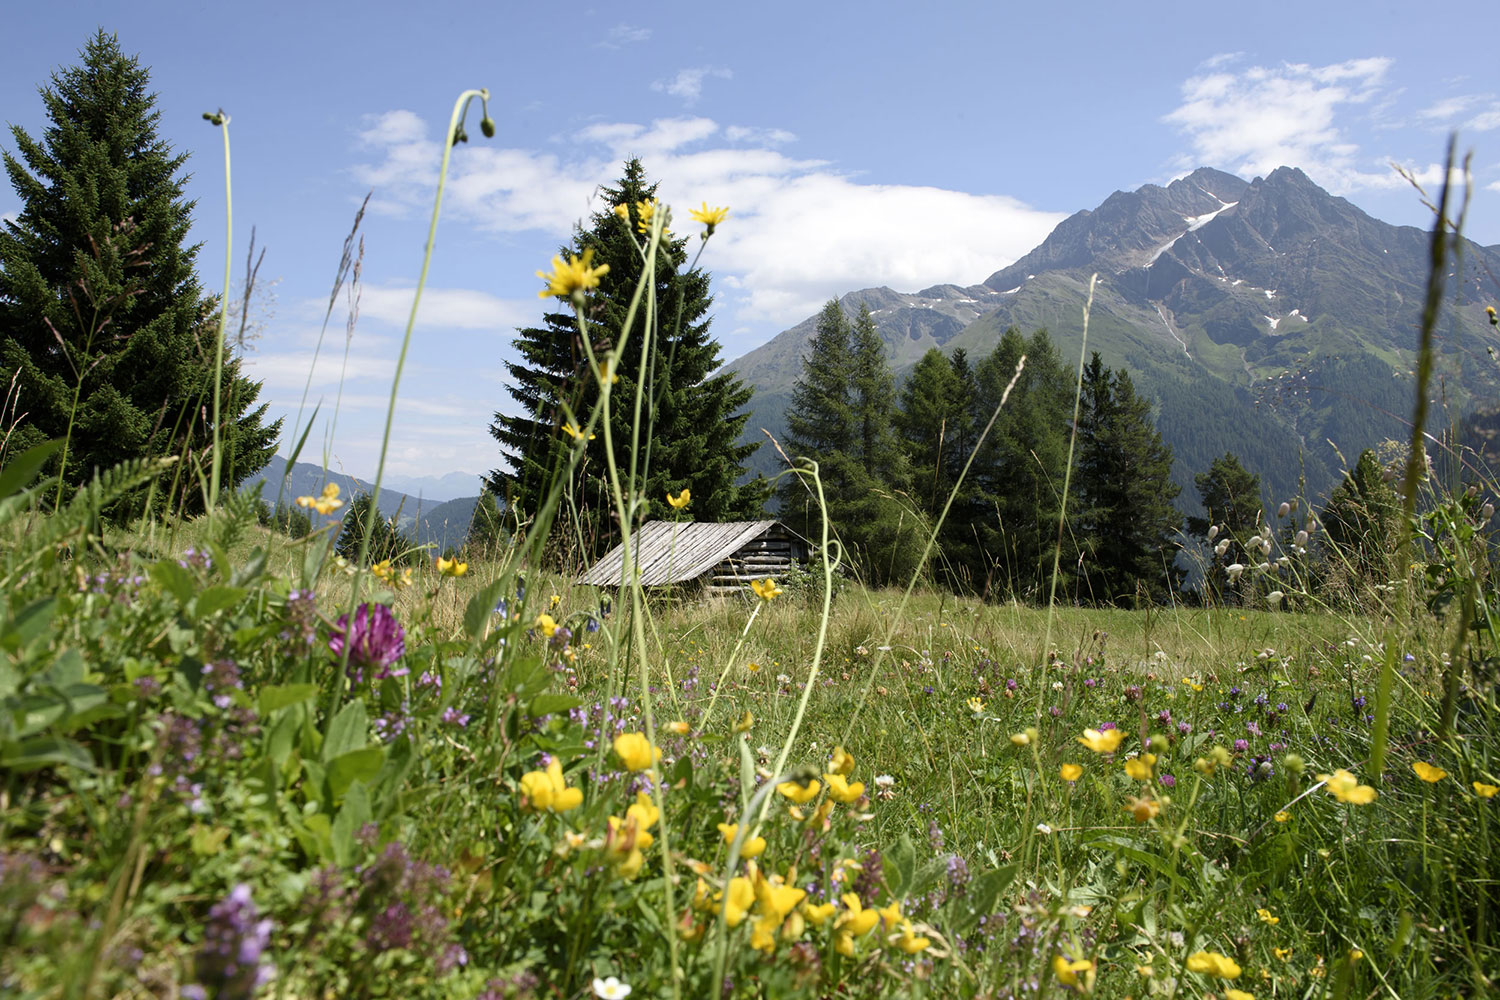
<box><xmin>577</xmin><ymin>520</ymin><xmax>808</xmax><ymax>596</ymax></box>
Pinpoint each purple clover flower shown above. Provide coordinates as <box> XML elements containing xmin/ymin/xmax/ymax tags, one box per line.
<box><xmin>329</xmin><ymin>603</ymin><xmax>406</xmax><ymax>683</ymax></box>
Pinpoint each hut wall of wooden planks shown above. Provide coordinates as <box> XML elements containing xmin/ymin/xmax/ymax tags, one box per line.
<box><xmin>576</xmin><ymin>520</ymin><xmax>808</xmax><ymax>596</ymax></box>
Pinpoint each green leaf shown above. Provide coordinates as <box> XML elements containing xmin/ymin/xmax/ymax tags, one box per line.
<box><xmin>331</xmin><ymin>780</ymin><xmax>372</xmax><ymax>866</ymax></box>
<box><xmin>527</xmin><ymin>693</ymin><xmax>582</xmax><ymax>717</ymax></box>
<box><xmin>191</xmin><ymin>585</ymin><xmax>245</xmax><ymax>620</ymax></box>
<box><xmin>322</xmin><ymin>700</ymin><xmax>368</xmax><ymax>762</ymax></box>
<box><xmin>327</xmin><ymin>745</ymin><xmax>385</xmax><ymax>800</ymax></box>
<box><xmin>465</xmin><ymin>579</ymin><xmax>511</xmax><ymax>643</ymax></box>
<box><xmin>0</xmin><ymin>734</ymin><xmax>95</xmax><ymax>772</ymax></box>
<box><xmin>265</xmin><ymin>708</ymin><xmax>299</xmax><ymax>769</ymax></box>
<box><xmin>150</xmin><ymin>559</ymin><xmax>196</xmax><ymax>605</ymax></box>
<box><xmin>951</xmin><ymin>864</ymin><xmax>1015</xmax><ymax>935</ymax></box>
<box><xmin>258</xmin><ymin>684</ymin><xmax>319</xmax><ymax>715</ymax></box>
<box><xmin>499</xmin><ymin>654</ymin><xmax>548</xmax><ymax>700</ymax></box>
<box><xmin>0</xmin><ymin>440</ymin><xmax>62</xmax><ymax>499</ymax></box>
<box><xmin>0</xmin><ymin>598</ymin><xmax>55</xmax><ymax>656</ymax></box>
<box><xmin>885</xmin><ymin>833</ymin><xmax>917</xmax><ymax>899</ymax></box>
<box><xmin>737</xmin><ymin>736</ymin><xmax>756</xmax><ymax>812</ymax></box>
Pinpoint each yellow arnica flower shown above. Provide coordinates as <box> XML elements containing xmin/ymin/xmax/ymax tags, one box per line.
<box><xmin>518</xmin><ymin>758</ymin><xmax>583</xmax><ymax>813</ymax></box>
<box><xmin>1124</xmin><ymin>794</ymin><xmax>1160</xmax><ymax>823</ymax></box>
<box><xmin>1124</xmin><ymin>753</ymin><xmax>1158</xmax><ymax>780</ymax></box>
<box><xmin>689</xmin><ymin>202</ymin><xmax>730</xmax><ymax>235</ymax></box>
<box><xmin>1052</xmin><ymin>954</ymin><xmax>1094</xmax><ymax>986</ymax></box>
<box><xmin>296</xmin><ymin>482</ymin><xmax>344</xmax><ymax>515</ymax></box>
<box><xmin>824</xmin><ymin>773</ymin><xmax>865</xmax><ymax>804</ymax></box>
<box><xmin>1186</xmin><ymin>950</ymin><xmax>1243</xmax><ymax>979</ymax></box>
<box><xmin>1060</xmin><ymin>763</ymin><xmax>1083</xmax><ymax>782</ymax></box>
<box><xmin>435</xmin><ymin>555</ymin><xmax>468</xmax><ymax>578</ymax></box>
<box><xmin>751</xmin><ymin>578</ymin><xmax>782</xmax><ymax>600</ymax></box>
<box><xmin>1412</xmin><ymin>761</ymin><xmax>1448</xmax><ymax>783</ymax></box>
<box><xmin>1257</xmin><ymin>908</ymin><xmax>1279</xmax><ymax>925</ymax></box>
<box><xmin>717</xmin><ymin>822</ymin><xmax>767</xmax><ymax>858</ymax></box>
<box><xmin>1078</xmin><ymin>728</ymin><xmax>1126</xmax><ymax>753</ymax></box>
<box><xmin>777</xmin><ymin>778</ymin><xmax>821</xmax><ymax>804</ymax></box>
<box><xmin>1475</xmin><ymin>781</ymin><xmax>1499</xmax><ymax>798</ymax></box>
<box><xmin>1225</xmin><ymin>990</ymin><xmax>1255</xmax><ymax>1000</ymax></box>
<box><xmin>828</xmin><ymin>745</ymin><xmax>855</xmax><ymax>776</ymax></box>
<box><xmin>893</xmin><ymin>920</ymin><xmax>931</xmax><ymax>954</ymax></box>
<box><xmin>1318</xmin><ymin>768</ymin><xmax>1377</xmax><ymax>805</ymax></box>
<box><xmin>613</xmin><ymin>732</ymin><xmax>660</xmax><ymax>772</ymax></box>
<box><xmin>667</xmin><ymin>488</ymin><xmax>691</xmax><ymax>509</ymax></box>
<box><xmin>537</xmin><ymin>248</ymin><xmax>609</xmax><ymax>300</ymax></box>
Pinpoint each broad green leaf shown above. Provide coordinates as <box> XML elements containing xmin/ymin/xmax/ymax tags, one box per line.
<box><xmin>259</xmin><ymin>683</ymin><xmax>319</xmax><ymax>715</ymax></box>
<box><xmin>331</xmin><ymin>780</ymin><xmax>372</xmax><ymax>866</ymax></box>
<box><xmin>321</xmin><ymin>700</ymin><xmax>367</xmax><ymax>762</ymax></box>
<box><xmin>0</xmin><ymin>440</ymin><xmax>62</xmax><ymax>499</ymax></box>
<box><xmin>327</xmin><ymin>745</ymin><xmax>385</xmax><ymax>800</ymax></box>
<box><xmin>465</xmin><ymin>578</ymin><xmax>511</xmax><ymax>643</ymax></box>
<box><xmin>0</xmin><ymin>598</ymin><xmax>55</xmax><ymax>655</ymax></box>
<box><xmin>885</xmin><ymin>833</ymin><xmax>917</xmax><ymax>899</ymax></box>
<box><xmin>1</xmin><ymin>734</ymin><xmax>95</xmax><ymax>772</ymax></box>
<box><xmin>192</xmin><ymin>585</ymin><xmax>245</xmax><ymax>620</ymax></box>
<box><xmin>951</xmin><ymin>864</ymin><xmax>1015</xmax><ymax>934</ymax></box>
<box><xmin>150</xmin><ymin>559</ymin><xmax>196</xmax><ymax>605</ymax></box>
<box><xmin>527</xmin><ymin>693</ymin><xmax>582</xmax><ymax>717</ymax></box>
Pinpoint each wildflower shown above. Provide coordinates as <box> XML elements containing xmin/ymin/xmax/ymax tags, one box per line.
<box><xmin>802</xmin><ymin>900</ymin><xmax>836</xmax><ymax>925</ymax></box>
<box><xmin>833</xmin><ymin>893</ymin><xmax>879</xmax><ymax>956</ymax></box>
<box><xmin>1225</xmin><ymin>991</ymin><xmax>1254</xmax><ymax>1000</ymax></box>
<box><xmin>435</xmin><ymin>555</ymin><xmax>468</xmax><ymax>577</ymax></box>
<box><xmin>518</xmin><ymin>759</ymin><xmax>583</xmax><ymax>813</ymax></box>
<box><xmin>1257</xmin><ymin>908</ymin><xmax>1279</xmax><ymax>925</ymax></box>
<box><xmin>613</xmin><ymin>733</ymin><xmax>660</xmax><ymax>772</ymax></box>
<box><xmin>597</xmin><ymin>361</ymin><xmax>619</xmax><ymax>385</ymax></box>
<box><xmin>1474</xmin><ymin>781</ymin><xmax>1499</xmax><ymax>798</ymax></box>
<box><xmin>1186</xmin><ymin>950</ymin><xmax>1243</xmax><ymax>978</ymax></box>
<box><xmin>1135</xmin><ymin>964</ymin><xmax>1154</xmax><ymax>977</ymax></box>
<box><xmin>829</xmin><ymin>745</ymin><xmax>856</xmax><ymax>775</ymax></box>
<box><xmin>717</xmin><ymin>822</ymin><xmax>766</xmax><ymax>858</ymax></box>
<box><xmin>534</xmin><ymin>614</ymin><xmax>559</xmax><ymax>638</ymax></box>
<box><xmin>1225</xmin><ymin>562</ymin><xmax>1246</xmax><ymax>581</ymax></box>
<box><xmin>634</xmin><ymin>198</ymin><xmax>667</xmax><ymax>236</ymax></box>
<box><xmin>666</xmin><ymin>488</ymin><xmax>691</xmax><ymax>509</ymax></box>
<box><xmin>1266</xmin><ymin>590</ymin><xmax>1284</xmax><ymax>605</ymax></box>
<box><xmin>1036</xmin><ymin>822</ymin><xmax>1053</xmax><ymax>834</ymax></box>
<box><xmin>1274</xmin><ymin>810</ymin><xmax>1291</xmax><ymax>823</ymax></box>
<box><xmin>1010</xmin><ymin>731</ymin><xmax>1030</xmax><ymax>746</ymax></box>
<box><xmin>1078</xmin><ymin>728</ymin><xmax>1125</xmax><ymax>753</ymax></box>
<box><xmin>1052</xmin><ymin>954</ymin><xmax>1094</xmax><ymax>987</ymax></box>
<box><xmin>561</xmin><ymin>421</ymin><xmax>594</xmax><ymax>441</ymax></box>
<box><xmin>1124</xmin><ymin>794</ymin><xmax>1160</xmax><ymax>823</ymax></box>
<box><xmin>1318</xmin><ymin>768</ymin><xmax>1377</xmax><ymax>804</ymax></box>
<box><xmin>777</xmin><ymin>778</ymin><xmax>821</xmax><ymax>804</ymax></box>
<box><xmin>592</xmin><ymin>976</ymin><xmax>632</xmax><ymax>999</ymax></box>
<box><xmin>537</xmin><ymin>248</ymin><xmax>609</xmax><ymax>301</ymax></box>
<box><xmin>1124</xmin><ymin>753</ymin><xmax>1157</xmax><ymax>780</ymax></box>
<box><xmin>968</xmin><ymin>696</ymin><xmax>987</xmax><ymax>716</ymax></box>
<box><xmin>1273</xmin><ymin>947</ymin><xmax>1293</xmax><ymax>960</ymax></box>
<box><xmin>191</xmin><ymin>884</ymin><xmax>272</xmax><ymax>1000</ymax></box>
<box><xmin>734</xmin><ymin>710</ymin><xmax>754</xmax><ymax>733</ymax></box>
<box><xmin>751</xmin><ymin>578</ymin><xmax>782</xmax><ymax>600</ymax></box>
<box><xmin>329</xmin><ymin>603</ymin><xmax>406</xmax><ymax>683</ymax></box>
<box><xmin>893</xmin><ymin>919</ymin><xmax>931</xmax><ymax>954</ymax></box>
<box><xmin>689</xmin><ymin>202</ymin><xmax>730</xmax><ymax>236</ymax></box>
<box><xmin>824</xmin><ymin>773</ymin><xmax>865</xmax><ymax>803</ymax></box>
<box><xmin>666</xmin><ymin>720</ymin><xmax>691</xmax><ymax>736</ymax></box>
<box><xmin>717</xmin><ymin>876</ymin><xmax>756</xmax><ymax>927</ymax></box>
<box><xmin>1060</xmin><ymin>763</ymin><xmax>1083</xmax><ymax>781</ymax></box>
<box><xmin>1412</xmin><ymin>761</ymin><xmax>1447</xmax><ymax>783</ymax></box>
<box><xmin>296</xmin><ymin>482</ymin><xmax>344</xmax><ymax>516</ymax></box>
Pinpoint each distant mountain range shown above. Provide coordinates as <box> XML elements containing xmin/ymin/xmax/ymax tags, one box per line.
<box><xmin>240</xmin><ymin>456</ymin><xmax>484</xmax><ymax>552</ymax></box>
<box><xmin>724</xmin><ymin>166</ymin><xmax>1500</xmax><ymax>508</ymax></box>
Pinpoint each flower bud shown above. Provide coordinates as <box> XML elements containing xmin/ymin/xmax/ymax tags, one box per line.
<box><xmin>1282</xmin><ymin>753</ymin><xmax>1306</xmax><ymax>774</ymax></box>
<box><xmin>1149</xmin><ymin>734</ymin><xmax>1169</xmax><ymax>754</ymax></box>
<box><xmin>1278</xmin><ymin>502</ymin><xmax>1291</xmax><ymax>518</ymax></box>
<box><xmin>1207</xmin><ymin>525</ymin><xmax>1219</xmax><ymax>541</ymax></box>
<box><xmin>480</xmin><ymin>116</ymin><xmax>496</xmax><ymax>138</ymax></box>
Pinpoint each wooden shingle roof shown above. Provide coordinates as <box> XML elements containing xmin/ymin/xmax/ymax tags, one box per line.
<box><xmin>577</xmin><ymin>520</ymin><xmax>785</xmax><ymax>587</ymax></box>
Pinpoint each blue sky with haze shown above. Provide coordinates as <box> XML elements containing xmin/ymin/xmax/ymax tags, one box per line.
<box><xmin>4</xmin><ymin>1</ymin><xmax>1497</xmax><ymax>482</ymax></box>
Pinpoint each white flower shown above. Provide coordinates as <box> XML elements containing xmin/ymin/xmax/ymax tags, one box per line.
<box><xmin>1214</xmin><ymin>538</ymin><xmax>1231</xmax><ymax>556</ymax></box>
<box><xmin>1295</xmin><ymin>530</ymin><xmax>1308</xmax><ymax>548</ymax></box>
<box><xmin>873</xmin><ymin>774</ymin><xmax>896</xmax><ymax>788</ymax></box>
<box><xmin>1278</xmin><ymin>501</ymin><xmax>1291</xmax><ymax>517</ymax></box>
<box><xmin>1051</xmin><ymin>680</ymin><xmax>1064</xmax><ymax>691</ymax></box>
<box><xmin>1225</xmin><ymin>563</ymin><xmax>1246</xmax><ymax>581</ymax></box>
<box><xmin>1036</xmin><ymin>823</ymin><xmax>1053</xmax><ymax>835</ymax></box>
<box><xmin>593</xmin><ymin>977</ymin><xmax>632</xmax><ymax>999</ymax></box>
<box><xmin>1247</xmin><ymin>535</ymin><xmax>1262</xmax><ymax>549</ymax></box>
<box><xmin>1207</xmin><ymin>525</ymin><xmax>1219</xmax><ymax>541</ymax></box>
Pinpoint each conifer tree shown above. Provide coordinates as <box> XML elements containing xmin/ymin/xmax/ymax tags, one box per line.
<box><xmin>1320</xmin><ymin>448</ymin><xmax>1399</xmax><ymax>586</ymax></box>
<box><xmin>0</xmin><ymin>31</ymin><xmax>280</xmax><ymax>512</ymax></box>
<box><xmin>1187</xmin><ymin>452</ymin><xmax>1262</xmax><ymax>602</ymax></box>
<box><xmin>486</xmin><ymin>159</ymin><xmax>763</xmax><ymax>558</ymax></box>
<box><xmin>896</xmin><ymin>347</ymin><xmax>969</xmax><ymax>515</ymax></box>
<box><xmin>1072</xmin><ymin>353</ymin><xmax>1182</xmax><ymax>605</ymax></box>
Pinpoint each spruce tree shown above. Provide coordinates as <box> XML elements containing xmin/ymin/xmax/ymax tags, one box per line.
<box><xmin>1072</xmin><ymin>353</ymin><xmax>1182</xmax><ymax>605</ymax></box>
<box><xmin>1320</xmin><ymin>449</ymin><xmax>1399</xmax><ymax>586</ymax></box>
<box><xmin>1187</xmin><ymin>452</ymin><xmax>1262</xmax><ymax>602</ymax></box>
<box><xmin>896</xmin><ymin>347</ymin><xmax>969</xmax><ymax>515</ymax></box>
<box><xmin>487</xmin><ymin>158</ymin><xmax>762</xmax><ymax>559</ymax></box>
<box><xmin>0</xmin><ymin>31</ymin><xmax>279</xmax><ymax>512</ymax></box>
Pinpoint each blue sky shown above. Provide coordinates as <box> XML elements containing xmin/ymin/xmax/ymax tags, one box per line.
<box><xmin>4</xmin><ymin>1</ymin><xmax>1498</xmax><ymax>482</ymax></box>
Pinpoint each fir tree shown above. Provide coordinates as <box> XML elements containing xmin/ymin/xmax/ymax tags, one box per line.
<box><xmin>486</xmin><ymin>159</ymin><xmax>762</xmax><ymax>559</ymax></box>
<box><xmin>1072</xmin><ymin>353</ymin><xmax>1182</xmax><ymax>605</ymax></box>
<box><xmin>0</xmin><ymin>31</ymin><xmax>279</xmax><ymax>513</ymax></box>
<box><xmin>1187</xmin><ymin>452</ymin><xmax>1263</xmax><ymax>603</ymax></box>
<box><xmin>896</xmin><ymin>347</ymin><xmax>969</xmax><ymax>515</ymax></box>
<box><xmin>1320</xmin><ymin>448</ymin><xmax>1399</xmax><ymax>586</ymax></box>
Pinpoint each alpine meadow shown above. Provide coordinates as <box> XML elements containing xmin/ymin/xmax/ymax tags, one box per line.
<box><xmin>6</xmin><ymin>19</ymin><xmax>1500</xmax><ymax>1000</ymax></box>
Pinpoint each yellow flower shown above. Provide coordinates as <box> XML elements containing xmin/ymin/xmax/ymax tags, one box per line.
<box><xmin>1124</xmin><ymin>794</ymin><xmax>1160</xmax><ymax>823</ymax></box>
<box><xmin>893</xmin><ymin>919</ymin><xmax>931</xmax><ymax>954</ymax></box>
<box><xmin>751</xmin><ymin>578</ymin><xmax>782</xmax><ymax>600</ymax></box>
<box><xmin>371</xmin><ymin>559</ymin><xmax>396</xmax><ymax>585</ymax></box>
<box><xmin>613</xmin><ymin>732</ymin><xmax>660</xmax><ymax>772</ymax></box>
<box><xmin>716</xmin><ymin>822</ymin><xmax>767</xmax><ymax>858</ymax></box>
<box><xmin>1318</xmin><ymin>768</ymin><xmax>1377</xmax><ymax>805</ymax></box>
<box><xmin>560</xmin><ymin>421</ymin><xmax>594</xmax><ymax>441</ymax></box>
<box><xmin>296</xmin><ymin>482</ymin><xmax>344</xmax><ymax>515</ymax></box>
<box><xmin>1225</xmin><ymin>990</ymin><xmax>1255</xmax><ymax>1000</ymax></box>
<box><xmin>1078</xmin><ymin>728</ymin><xmax>1126</xmax><ymax>753</ymax></box>
<box><xmin>1052</xmin><ymin>954</ymin><xmax>1094</xmax><ymax>986</ymax></box>
<box><xmin>518</xmin><ymin>758</ymin><xmax>583</xmax><ymax>813</ymax></box>
<box><xmin>626</xmin><ymin>790</ymin><xmax>659</xmax><ymax>831</ymax></box>
<box><xmin>834</xmin><ymin>893</ymin><xmax>879</xmax><ymax>942</ymax></box>
<box><xmin>613</xmin><ymin>204</ymin><xmax>630</xmax><ymax>223</ymax></box>
<box><xmin>1135</xmin><ymin>964</ymin><xmax>1154</xmax><ymax>977</ymax></box>
<box><xmin>733</xmin><ymin>709</ymin><xmax>754</xmax><ymax>733</ymax></box>
<box><xmin>1474</xmin><ymin>781</ymin><xmax>1499</xmax><ymax>798</ymax></box>
<box><xmin>1273</xmin><ymin>947</ymin><xmax>1293</xmax><ymax>960</ymax></box>
<box><xmin>1412</xmin><ymin>761</ymin><xmax>1448</xmax><ymax>783</ymax></box>
<box><xmin>968</xmin><ymin>696</ymin><xmax>987</xmax><ymax>716</ymax></box>
<box><xmin>666</xmin><ymin>720</ymin><xmax>691</xmax><ymax>736</ymax></box>
<box><xmin>536</xmin><ymin>248</ymin><xmax>609</xmax><ymax>300</ymax></box>
<box><xmin>1274</xmin><ymin>810</ymin><xmax>1291</xmax><ymax>823</ymax></box>
<box><xmin>1060</xmin><ymin>763</ymin><xmax>1083</xmax><ymax>782</ymax></box>
<box><xmin>777</xmin><ymin>778</ymin><xmax>821</xmax><ymax>804</ymax></box>
<box><xmin>752</xmin><ymin>871</ymin><xmax>805</xmax><ymax>924</ymax></box>
<box><xmin>802</xmin><ymin>900</ymin><xmax>836</xmax><ymax>925</ymax></box>
<box><xmin>1124</xmin><ymin>753</ymin><xmax>1158</xmax><ymax>780</ymax></box>
<box><xmin>716</xmin><ymin>876</ymin><xmax>756</xmax><ymax>927</ymax></box>
<box><xmin>1186</xmin><ymin>950</ymin><xmax>1243</xmax><ymax>979</ymax></box>
<box><xmin>824</xmin><ymin>773</ymin><xmax>865</xmax><ymax>804</ymax></box>
<box><xmin>828</xmin><ymin>745</ymin><xmax>856</xmax><ymax>776</ymax></box>
<box><xmin>435</xmin><ymin>555</ymin><xmax>468</xmax><ymax>578</ymax></box>
<box><xmin>1257</xmin><ymin>908</ymin><xmax>1279</xmax><ymax>925</ymax></box>
<box><xmin>634</xmin><ymin>198</ymin><xmax>668</xmax><ymax>236</ymax></box>
<box><xmin>534</xmin><ymin>613</ymin><xmax>559</xmax><ymax>638</ymax></box>
<box><xmin>597</xmin><ymin>361</ymin><xmax>619</xmax><ymax>385</ymax></box>
<box><xmin>688</xmin><ymin>202</ymin><xmax>730</xmax><ymax>235</ymax></box>
<box><xmin>666</xmin><ymin>488</ymin><xmax>691</xmax><ymax>509</ymax></box>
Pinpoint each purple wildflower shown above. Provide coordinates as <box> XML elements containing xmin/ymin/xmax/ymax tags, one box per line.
<box><xmin>329</xmin><ymin>603</ymin><xmax>406</xmax><ymax>683</ymax></box>
<box><xmin>1233</xmin><ymin>738</ymin><xmax>1249</xmax><ymax>753</ymax></box>
<box><xmin>192</xmin><ymin>884</ymin><xmax>272</xmax><ymax>1000</ymax></box>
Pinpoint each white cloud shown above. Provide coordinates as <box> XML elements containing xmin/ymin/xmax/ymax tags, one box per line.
<box><xmin>1</xmin><ymin>211</ymin><xmax>16</xmax><ymax>226</ymax></box>
<box><xmin>1469</xmin><ymin>107</ymin><xmax>1500</xmax><ymax>131</ymax></box>
<box><xmin>599</xmin><ymin>24</ymin><xmax>651</xmax><ymax>48</ymax></box>
<box><xmin>1163</xmin><ymin>56</ymin><xmax>1410</xmax><ymax>193</ymax></box>
<box><xmin>1418</xmin><ymin>95</ymin><xmax>1482</xmax><ymax>121</ymax></box>
<box><xmin>351</xmin><ymin>113</ymin><xmax>1066</xmax><ymax>332</ymax></box>
<box><xmin>651</xmin><ymin>66</ymin><xmax>732</xmax><ymax>105</ymax></box>
<box><xmin>353</xmin><ymin>285</ymin><xmax>534</xmax><ymax>331</ymax></box>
